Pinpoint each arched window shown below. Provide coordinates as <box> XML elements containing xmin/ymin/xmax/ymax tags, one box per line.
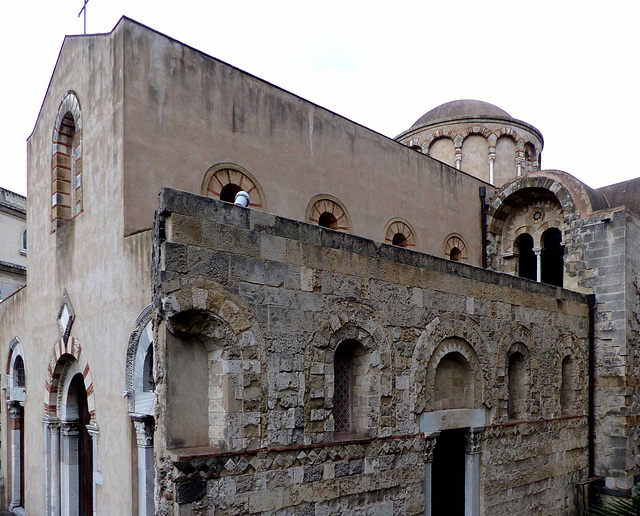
<box><xmin>507</xmin><ymin>351</ymin><xmax>528</xmax><ymax>420</ymax></box>
<box><xmin>560</xmin><ymin>356</ymin><xmax>577</xmax><ymax>415</ymax></box>
<box><xmin>306</xmin><ymin>196</ymin><xmax>350</xmax><ymax>232</ymax></box>
<box><xmin>433</xmin><ymin>352</ymin><xmax>474</xmax><ymax>410</ymax></box>
<box><xmin>384</xmin><ymin>218</ymin><xmax>417</xmax><ymax>249</ymax></box>
<box><xmin>202</xmin><ymin>163</ymin><xmax>266</xmax><ymax>210</ymax></box>
<box><xmin>51</xmin><ymin>92</ymin><xmax>83</xmax><ymax>229</ymax></box>
<box><xmin>515</xmin><ymin>233</ymin><xmax>536</xmax><ymax>280</ymax></box>
<box><xmin>332</xmin><ymin>340</ymin><xmax>367</xmax><ymax>435</ymax></box>
<box><xmin>13</xmin><ymin>355</ymin><xmax>25</xmax><ymax>388</ymax></box>
<box><xmin>20</xmin><ymin>229</ymin><xmax>27</xmax><ymax>254</ymax></box>
<box><xmin>444</xmin><ymin>234</ymin><xmax>468</xmax><ymax>262</ymax></box>
<box><xmin>541</xmin><ymin>228</ymin><xmax>563</xmax><ymax>287</ymax></box>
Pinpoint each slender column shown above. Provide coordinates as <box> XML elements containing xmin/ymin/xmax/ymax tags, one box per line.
<box><xmin>61</xmin><ymin>421</ymin><xmax>80</xmax><ymax>516</ymax></box>
<box><xmin>516</xmin><ymin>155</ymin><xmax>525</xmax><ymax>177</ymax></box>
<box><xmin>132</xmin><ymin>415</ymin><xmax>155</xmax><ymax>516</ymax></box>
<box><xmin>455</xmin><ymin>148</ymin><xmax>462</xmax><ymax>170</ymax></box>
<box><xmin>86</xmin><ymin>424</ymin><xmax>99</xmax><ymax>516</ymax></box>
<box><xmin>464</xmin><ymin>427</ymin><xmax>483</xmax><ymax>516</ymax></box>
<box><xmin>9</xmin><ymin>402</ymin><xmax>22</xmax><ymax>511</ymax></box>
<box><xmin>488</xmin><ymin>148</ymin><xmax>496</xmax><ymax>185</ymax></box>
<box><xmin>50</xmin><ymin>420</ymin><xmax>61</xmax><ymax>516</ymax></box>
<box><xmin>422</xmin><ymin>432</ymin><xmax>439</xmax><ymax>516</ymax></box>
<box><xmin>534</xmin><ymin>247</ymin><xmax>542</xmax><ymax>282</ymax></box>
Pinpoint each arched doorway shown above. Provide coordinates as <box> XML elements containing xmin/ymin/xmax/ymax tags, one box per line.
<box><xmin>43</xmin><ymin>338</ymin><xmax>98</xmax><ymax>516</ymax></box>
<box><xmin>67</xmin><ymin>373</ymin><xmax>93</xmax><ymax>515</ymax></box>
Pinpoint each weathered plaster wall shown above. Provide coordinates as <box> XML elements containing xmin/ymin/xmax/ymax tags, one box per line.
<box><xmin>153</xmin><ymin>188</ymin><xmax>589</xmax><ymax>515</ymax></box>
<box><xmin>0</xmin><ymin>28</ymin><xmax>152</xmax><ymax>514</ymax></box>
<box><xmin>120</xmin><ymin>20</ymin><xmax>493</xmax><ymax>264</ymax></box>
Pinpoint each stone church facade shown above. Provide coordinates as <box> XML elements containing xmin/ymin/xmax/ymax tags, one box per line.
<box><xmin>0</xmin><ymin>16</ymin><xmax>639</xmax><ymax>516</ymax></box>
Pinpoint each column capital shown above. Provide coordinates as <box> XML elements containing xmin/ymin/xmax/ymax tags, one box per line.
<box><xmin>423</xmin><ymin>431</ymin><xmax>440</xmax><ymax>463</ymax></box>
<box><xmin>8</xmin><ymin>400</ymin><xmax>22</xmax><ymax>419</ymax></box>
<box><xmin>465</xmin><ymin>427</ymin><xmax>483</xmax><ymax>455</ymax></box>
<box><xmin>61</xmin><ymin>420</ymin><xmax>80</xmax><ymax>436</ymax></box>
<box><xmin>131</xmin><ymin>414</ymin><xmax>155</xmax><ymax>447</ymax></box>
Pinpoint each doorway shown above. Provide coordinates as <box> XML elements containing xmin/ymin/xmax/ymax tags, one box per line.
<box><xmin>69</xmin><ymin>373</ymin><xmax>93</xmax><ymax>515</ymax></box>
<box><xmin>432</xmin><ymin>428</ymin><xmax>466</xmax><ymax>516</ymax></box>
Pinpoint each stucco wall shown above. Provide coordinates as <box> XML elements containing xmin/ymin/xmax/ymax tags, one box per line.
<box><xmin>0</xmin><ymin>28</ymin><xmax>152</xmax><ymax>514</ymax></box>
<box><xmin>120</xmin><ymin>20</ymin><xmax>492</xmax><ymax>265</ymax></box>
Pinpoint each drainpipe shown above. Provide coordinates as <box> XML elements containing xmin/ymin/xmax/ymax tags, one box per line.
<box><xmin>479</xmin><ymin>187</ymin><xmax>487</xmax><ymax>268</ymax></box>
<box><xmin>587</xmin><ymin>293</ymin><xmax>596</xmax><ymax>480</ymax></box>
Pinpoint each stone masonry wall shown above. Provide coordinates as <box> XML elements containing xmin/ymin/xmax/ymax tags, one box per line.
<box><xmin>153</xmin><ymin>188</ymin><xmax>590</xmax><ymax>515</ymax></box>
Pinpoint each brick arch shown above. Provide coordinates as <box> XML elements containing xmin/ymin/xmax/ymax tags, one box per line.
<box><xmin>202</xmin><ymin>162</ymin><xmax>266</xmax><ymax>210</ymax></box>
<box><xmin>44</xmin><ymin>337</ymin><xmax>96</xmax><ymax>424</ymax></box>
<box><xmin>423</xmin><ymin>129</ymin><xmax>458</xmax><ymax>153</ymax></box>
<box><xmin>384</xmin><ymin>218</ymin><xmax>417</xmax><ymax>248</ymax></box>
<box><xmin>494</xmin><ymin>127</ymin><xmax>520</xmax><ymax>143</ymax></box>
<box><xmin>306</xmin><ymin>301</ymin><xmax>391</xmax><ymax>439</ymax></box>
<box><xmin>459</xmin><ymin>126</ymin><xmax>493</xmax><ymax>141</ymax></box>
<box><xmin>411</xmin><ymin>315</ymin><xmax>488</xmax><ymax>414</ymax></box>
<box><xmin>443</xmin><ymin>233</ymin><xmax>468</xmax><ymax>262</ymax></box>
<box><xmin>305</xmin><ymin>194</ymin><xmax>350</xmax><ymax>232</ymax></box>
<box><xmin>51</xmin><ymin>91</ymin><xmax>83</xmax><ymax>230</ymax></box>
<box><xmin>487</xmin><ymin>176</ymin><xmax>576</xmax><ymax>236</ymax></box>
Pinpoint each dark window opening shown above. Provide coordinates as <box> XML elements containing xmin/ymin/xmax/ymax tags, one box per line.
<box><xmin>541</xmin><ymin>228</ymin><xmax>563</xmax><ymax>287</ymax></box>
<box><xmin>392</xmin><ymin>233</ymin><xmax>408</xmax><ymax>247</ymax></box>
<box><xmin>14</xmin><ymin>356</ymin><xmax>25</xmax><ymax>388</ymax></box>
<box><xmin>515</xmin><ymin>233</ymin><xmax>536</xmax><ymax>280</ymax></box>
<box><xmin>220</xmin><ymin>183</ymin><xmax>242</xmax><ymax>203</ymax></box>
<box><xmin>143</xmin><ymin>347</ymin><xmax>155</xmax><ymax>392</ymax></box>
<box><xmin>333</xmin><ymin>342</ymin><xmax>353</xmax><ymax>433</ymax></box>
<box><xmin>450</xmin><ymin>247</ymin><xmax>462</xmax><ymax>261</ymax></box>
<box><xmin>69</xmin><ymin>373</ymin><xmax>93</xmax><ymax>516</ymax></box>
<box><xmin>318</xmin><ymin>212</ymin><xmax>338</xmax><ymax>229</ymax></box>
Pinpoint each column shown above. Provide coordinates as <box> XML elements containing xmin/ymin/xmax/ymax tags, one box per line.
<box><xmin>516</xmin><ymin>155</ymin><xmax>525</xmax><ymax>177</ymax></box>
<box><xmin>464</xmin><ymin>427</ymin><xmax>483</xmax><ymax>516</ymax></box>
<box><xmin>86</xmin><ymin>423</ymin><xmax>99</xmax><ymax>516</ymax></box>
<box><xmin>534</xmin><ymin>247</ymin><xmax>542</xmax><ymax>282</ymax></box>
<box><xmin>132</xmin><ymin>415</ymin><xmax>155</xmax><ymax>516</ymax></box>
<box><xmin>9</xmin><ymin>401</ymin><xmax>22</xmax><ymax>512</ymax></box>
<box><xmin>422</xmin><ymin>432</ymin><xmax>439</xmax><ymax>516</ymax></box>
<box><xmin>50</xmin><ymin>420</ymin><xmax>61</xmax><ymax>516</ymax></box>
<box><xmin>488</xmin><ymin>148</ymin><xmax>496</xmax><ymax>185</ymax></box>
<box><xmin>455</xmin><ymin>148</ymin><xmax>462</xmax><ymax>170</ymax></box>
<box><xmin>61</xmin><ymin>420</ymin><xmax>80</xmax><ymax>516</ymax></box>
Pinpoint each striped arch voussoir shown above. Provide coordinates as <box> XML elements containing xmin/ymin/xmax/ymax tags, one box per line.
<box><xmin>44</xmin><ymin>337</ymin><xmax>96</xmax><ymax>424</ymax></box>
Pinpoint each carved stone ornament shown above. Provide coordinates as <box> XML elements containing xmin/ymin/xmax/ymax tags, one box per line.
<box><xmin>465</xmin><ymin>427</ymin><xmax>483</xmax><ymax>455</ymax></box>
<box><xmin>61</xmin><ymin>420</ymin><xmax>80</xmax><ymax>436</ymax></box>
<box><xmin>424</xmin><ymin>432</ymin><xmax>440</xmax><ymax>463</ymax></box>
<box><xmin>131</xmin><ymin>415</ymin><xmax>155</xmax><ymax>447</ymax></box>
<box><xmin>57</xmin><ymin>291</ymin><xmax>75</xmax><ymax>344</ymax></box>
<box><xmin>8</xmin><ymin>401</ymin><xmax>22</xmax><ymax>419</ymax></box>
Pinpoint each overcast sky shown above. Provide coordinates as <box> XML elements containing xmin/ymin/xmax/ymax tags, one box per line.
<box><xmin>1</xmin><ymin>1</ymin><xmax>638</xmax><ymax>197</ymax></box>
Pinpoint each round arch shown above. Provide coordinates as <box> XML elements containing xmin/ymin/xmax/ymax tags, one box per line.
<box><xmin>305</xmin><ymin>194</ymin><xmax>351</xmax><ymax>232</ymax></box>
<box><xmin>384</xmin><ymin>218</ymin><xmax>417</xmax><ymax>249</ymax></box>
<box><xmin>201</xmin><ymin>162</ymin><xmax>267</xmax><ymax>210</ymax></box>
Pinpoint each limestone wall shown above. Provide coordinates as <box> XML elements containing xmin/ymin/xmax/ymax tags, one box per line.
<box><xmin>153</xmin><ymin>188</ymin><xmax>590</xmax><ymax>515</ymax></box>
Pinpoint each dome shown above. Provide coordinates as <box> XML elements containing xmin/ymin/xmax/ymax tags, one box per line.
<box><xmin>410</xmin><ymin>99</ymin><xmax>513</xmax><ymax>129</ymax></box>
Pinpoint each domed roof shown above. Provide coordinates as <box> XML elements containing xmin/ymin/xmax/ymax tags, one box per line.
<box><xmin>411</xmin><ymin>99</ymin><xmax>513</xmax><ymax>129</ymax></box>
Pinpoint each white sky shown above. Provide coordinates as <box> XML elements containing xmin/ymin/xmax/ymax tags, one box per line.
<box><xmin>1</xmin><ymin>1</ymin><xmax>638</xmax><ymax>197</ymax></box>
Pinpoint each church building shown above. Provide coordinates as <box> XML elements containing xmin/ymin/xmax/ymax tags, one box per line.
<box><xmin>1</xmin><ymin>17</ymin><xmax>639</xmax><ymax>515</ymax></box>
